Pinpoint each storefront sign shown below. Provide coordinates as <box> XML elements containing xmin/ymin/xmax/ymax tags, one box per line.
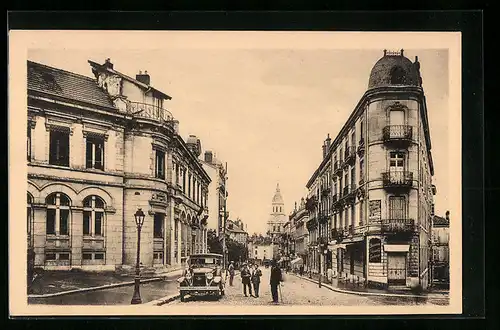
<box><xmin>368</xmin><ymin>238</ymin><xmax>382</xmax><ymax>263</ymax></box>
<box><xmin>369</xmin><ymin>200</ymin><xmax>381</xmax><ymax>221</ymax></box>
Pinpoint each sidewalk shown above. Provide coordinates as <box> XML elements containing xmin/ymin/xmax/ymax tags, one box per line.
<box><xmin>29</xmin><ymin>266</ymin><xmax>183</xmax><ymax>297</ymax></box>
<box><xmin>290</xmin><ymin>272</ymin><xmax>449</xmax><ymax>300</ymax></box>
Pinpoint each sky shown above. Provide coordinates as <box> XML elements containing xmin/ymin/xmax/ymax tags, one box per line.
<box><xmin>28</xmin><ymin>43</ymin><xmax>449</xmax><ymax>235</ymax></box>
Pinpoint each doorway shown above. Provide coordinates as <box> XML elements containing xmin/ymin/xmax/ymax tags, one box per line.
<box><xmin>387</xmin><ymin>253</ymin><xmax>407</xmax><ymax>285</ymax></box>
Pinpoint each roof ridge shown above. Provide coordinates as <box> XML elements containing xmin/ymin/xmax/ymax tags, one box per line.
<box><xmin>28</xmin><ymin>60</ymin><xmax>96</xmax><ymax>82</ymax></box>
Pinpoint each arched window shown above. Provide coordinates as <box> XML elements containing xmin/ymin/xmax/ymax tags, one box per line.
<box><xmin>27</xmin><ymin>193</ymin><xmax>33</xmax><ymax>240</ymax></box>
<box><xmin>83</xmin><ymin>195</ymin><xmax>105</xmax><ymax>237</ymax></box>
<box><xmin>390</xmin><ymin>66</ymin><xmax>406</xmax><ymax>85</ymax></box>
<box><xmin>46</xmin><ymin>193</ymin><xmax>71</xmax><ymax>236</ymax></box>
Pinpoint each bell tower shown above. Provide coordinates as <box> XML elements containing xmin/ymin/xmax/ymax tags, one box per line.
<box><xmin>267</xmin><ymin>183</ymin><xmax>287</xmax><ymax>238</ymax></box>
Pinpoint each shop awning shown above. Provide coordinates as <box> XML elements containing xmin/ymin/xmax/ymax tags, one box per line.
<box><xmin>290</xmin><ymin>257</ymin><xmax>303</xmax><ymax>265</ymax></box>
<box><xmin>384</xmin><ymin>244</ymin><xmax>410</xmax><ymax>252</ymax></box>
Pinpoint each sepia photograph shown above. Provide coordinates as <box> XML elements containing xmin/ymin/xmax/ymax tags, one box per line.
<box><xmin>9</xmin><ymin>30</ymin><xmax>462</xmax><ymax>316</ymax></box>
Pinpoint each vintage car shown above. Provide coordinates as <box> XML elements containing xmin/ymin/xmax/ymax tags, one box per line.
<box><xmin>177</xmin><ymin>253</ymin><xmax>225</xmax><ymax>302</ymax></box>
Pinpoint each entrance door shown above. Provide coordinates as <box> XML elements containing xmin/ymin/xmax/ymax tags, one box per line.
<box><xmin>350</xmin><ymin>249</ymin><xmax>355</xmax><ymax>275</ymax></box>
<box><xmin>387</xmin><ymin>253</ymin><xmax>407</xmax><ymax>285</ymax></box>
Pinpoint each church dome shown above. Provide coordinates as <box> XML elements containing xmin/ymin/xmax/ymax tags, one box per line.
<box><xmin>272</xmin><ymin>183</ymin><xmax>284</xmax><ymax>205</ymax></box>
<box><xmin>368</xmin><ymin>50</ymin><xmax>420</xmax><ymax>90</ymax></box>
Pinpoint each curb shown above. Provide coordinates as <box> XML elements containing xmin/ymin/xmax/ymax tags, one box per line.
<box><xmin>144</xmin><ymin>293</ymin><xmax>180</xmax><ymax>306</ymax></box>
<box><xmin>28</xmin><ymin>268</ymin><xmax>183</xmax><ymax>299</ymax></box>
<box><xmin>292</xmin><ymin>274</ymin><xmax>449</xmax><ymax>300</ymax></box>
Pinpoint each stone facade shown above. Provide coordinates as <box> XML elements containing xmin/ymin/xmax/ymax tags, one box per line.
<box><xmin>27</xmin><ymin>59</ymin><xmax>211</xmax><ymax>271</ymax></box>
<box><xmin>301</xmin><ymin>50</ymin><xmax>436</xmax><ymax>289</ymax></box>
<box><xmin>267</xmin><ymin>183</ymin><xmax>288</xmax><ymax>239</ymax></box>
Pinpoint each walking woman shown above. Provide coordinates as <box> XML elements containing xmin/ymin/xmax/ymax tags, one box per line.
<box><xmin>269</xmin><ymin>259</ymin><xmax>283</xmax><ymax>304</ymax></box>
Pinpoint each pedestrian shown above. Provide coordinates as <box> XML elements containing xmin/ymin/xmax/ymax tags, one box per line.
<box><xmin>299</xmin><ymin>264</ymin><xmax>304</xmax><ymax>277</ymax></box>
<box><xmin>227</xmin><ymin>261</ymin><xmax>235</xmax><ymax>286</ymax></box>
<box><xmin>241</xmin><ymin>263</ymin><xmax>253</xmax><ymax>297</ymax></box>
<box><xmin>251</xmin><ymin>263</ymin><xmax>262</xmax><ymax>298</ymax></box>
<box><xmin>269</xmin><ymin>259</ymin><xmax>283</xmax><ymax>304</ymax></box>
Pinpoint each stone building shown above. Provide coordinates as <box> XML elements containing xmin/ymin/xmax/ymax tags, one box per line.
<box><xmin>200</xmin><ymin>151</ymin><xmax>228</xmax><ymax>237</ymax></box>
<box><xmin>248</xmin><ymin>234</ymin><xmax>274</xmax><ymax>264</ymax></box>
<box><xmin>304</xmin><ymin>49</ymin><xmax>436</xmax><ymax>289</ymax></box>
<box><xmin>431</xmin><ymin>211</ymin><xmax>449</xmax><ymax>288</ymax></box>
<box><xmin>27</xmin><ymin>59</ymin><xmax>211</xmax><ymax>271</ymax></box>
<box><xmin>267</xmin><ymin>183</ymin><xmax>288</xmax><ymax>240</ymax></box>
<box><xmin>288</xmin><ymin>198</ymin><xmax>309</xmax><ymax>270</ymax></box>
<box><xmin>225</xmin><ymin>218</ymin><xmax>248</xmax><ymax>245</ymax></box>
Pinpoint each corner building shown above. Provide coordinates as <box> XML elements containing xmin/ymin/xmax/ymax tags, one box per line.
<box><xmin>308</xmin><ymin>50</ymin><xmax>436</xmax><ymax>289</ymax></box>
<box><xmin>27</xmin><ymin>59</ymin><xmax>211</xmax><ymax>271</ymax></box>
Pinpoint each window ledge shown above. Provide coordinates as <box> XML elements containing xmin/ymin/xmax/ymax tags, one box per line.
<box><xmin>46</xmin><ymin>235</ymin><xmax>70</xmax><ymax>240</ymax></box>
<box><xmin>83</xmin><ymin>236</ymin><xmax>105</xmax><ymax>241</ymax></box>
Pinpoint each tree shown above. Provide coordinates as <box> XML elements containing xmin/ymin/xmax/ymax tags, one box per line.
<box><xmin>207</xmin><ymin>229</ymin><xmax>223</xmax><ymax>254</ymax></box>
<box><xmin>226</xmin><ymin>238</ymin><xmax>248</xmax><ymax>264</ymax></box>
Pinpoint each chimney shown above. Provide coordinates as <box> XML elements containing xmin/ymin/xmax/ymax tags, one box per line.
<box><xmin>400</xmin><ymin>49</ymin><xmax>404</xmax><ymax>56</ymax></box>
<box><xmin>136</xmin><ymin>70</ymin><xmax>151</xmax><ymax>85</ymax></box>
<box><xmin>322</xmin><ymin>142</ymin><xmax>326</xmax><ymax>159</ymax></box>
<box><xmin>204</xmin><ymin>151</ymin><xmax>213</xmax><ymax>163</ymax></box>
<box><xmin>104</xmin><ymin>58</ymin><xmax>113</xmax><ymax>70</ymax></box>
<box><xmin>445</xmin><ymin>211</ymin><xmax>450</xmax><ymax>221</ymax></box>
<box><xmin>325</xmin><ymin>133</ymin><xmax>331</xmax><ymax>152</ymax></box>
<box><xmin>383</xmin><ymin>49</ymin><xmax>387</xmax><ymax>56</ymax></box>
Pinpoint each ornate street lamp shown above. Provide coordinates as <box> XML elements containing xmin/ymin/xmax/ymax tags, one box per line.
<box><xmin>131</xmin><ymin>208</ymin><xmax>146</xmax><ymax>304</ymax></box>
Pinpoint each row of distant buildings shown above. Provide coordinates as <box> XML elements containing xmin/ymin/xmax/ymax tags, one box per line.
<box><xmin>276</xmin><ymin>50</ymin><xmax>449</xmax><ymax>289</ymax></box>
<box><xmin>27</xmin><ymin>58</ymin><xmax>229</xmax><ymax>272</ymax></box>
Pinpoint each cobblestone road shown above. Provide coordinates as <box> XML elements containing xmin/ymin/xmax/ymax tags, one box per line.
<box><xmin>168</xmin><ymin>268</ymin><xmax>444</xmax><ymax>306</ymax></box>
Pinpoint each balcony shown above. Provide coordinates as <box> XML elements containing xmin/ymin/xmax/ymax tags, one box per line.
<box><xmin>127</xmin><ymin>102</ymin><xmax>175</xmax><ymax>125</ymax></box>
<box><xmin>344</xmin><ymin>146</ymin><xmax>356</xmax><ymax>165</ymax></box>
<box><xmin>334</xmin><ymin>161</ymin><xmax>342</xmax><ymax>176</ymax></box>
<box><xmin>321</xmin><ymin>186</ymin><xmax>331</xmax><ymax>197</ymax></box>
<box><xmin>341</xmin><ymin>184</ymin><xmax>356</xmax><ymax>204</ymax></box>
<box><xmin>382</xmin><ymin>125</ymin><xmax>413</xmax><ymax>143</ymax></box>
<box><xmin>357</xmin><ymin>138</ymin><xmax>365</xmax><ymax>157</ymax></box>
<box><xmin>331</xmin><ymin>228</ymin><xmax>344</xmax><ymax>242</ymax></box>
<box><xmin>381</xmin><ymin>219</ymin><xmax>415</xmax><ymax>233</ymax></box>
<box><xmin>382</xmin><ymin>171</ymin><xmax>413</xmax><ymax>188</ymax></box>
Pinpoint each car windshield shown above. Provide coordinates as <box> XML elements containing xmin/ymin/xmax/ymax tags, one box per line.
<box><xmin>189</xmin><ymin>257</ymin><xmax>221</xmax><ymax>267</ymax></box>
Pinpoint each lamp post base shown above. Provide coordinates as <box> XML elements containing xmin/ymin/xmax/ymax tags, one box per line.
<box><xmin>131</xmin><ymin>277</ymin><xmax>142</xmax><ymax>305</ymax></box>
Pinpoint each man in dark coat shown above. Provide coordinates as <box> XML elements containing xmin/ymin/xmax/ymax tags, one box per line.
<box><xmin>227</xmin><ymin>261</ymin><xmax>235</xmax><ymax>286</ymax></box>
<box><xmin>241</xmin><ymin>263</ymin><xmax>253</xmax><ymax>297</ymax></box>
<box><xmin>269</xmin><ymin>259</ymin><xmax>283</xmax><ymax>303</ymax></box>
<box><xmin>251</xmin><ymin>263</ymin><xmax>262</xmax><ymax>297</ymax></box>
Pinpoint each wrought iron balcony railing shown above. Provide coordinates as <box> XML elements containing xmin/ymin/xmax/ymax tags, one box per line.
<box><xmin>357</xmin><ymin>138</ymin><xmax>365</xmax><ymax>156</ymax></box>
<box><xmin>344</xmin><ymin>146</ymin><xmax>356</xmax><ymax>165</ymax></box>
<box><xmin>331</xmin><ymin>228</ymin><xmax>343</xmax><ymax>242</ymax></box>
<box><xmin>127</xmin><ymin>102</ymin><xmax>175</xmax><ymax>124</ymax></box>
<box><xmin>382</xmin><ymin>125</ymin><xmax>413</xmax><ymax>142</ymax></box>
<box><xmin>334</xmin><ymin>161</ymin><xmax>342</xmax><ymax>175</ymax></box>
<box><xmin>382</xmin><ymin>171</ymin><xmax>413</xmax><ymax>188</ymax></box>
<box><xmin>381</xmin><ymin>219</ymin><xmax>415</xmax><ymax>233</ymax></box>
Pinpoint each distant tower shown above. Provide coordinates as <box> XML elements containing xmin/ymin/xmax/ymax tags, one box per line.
<box><xmin>267</xmin><ymin>183</ymin><xmax>287</xmax><ymax>239</ymax></box>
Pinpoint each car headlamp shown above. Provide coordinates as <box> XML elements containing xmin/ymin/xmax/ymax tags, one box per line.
<box><xmin>185</xmin><ymin>272</ymin><xmax>192</xmax><ymax>279</ymax></box>
<box><xmin>206</xmin><ymin>272</ymin><xmax>214</xmax><ymax>280</ymax></box>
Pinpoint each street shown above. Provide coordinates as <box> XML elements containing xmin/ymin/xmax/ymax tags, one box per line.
<box><xmin>28</xmin><ymin>271</ymin><xmax>181</xmax><ymax>305</ymax></box>
<box><xmin>167</xmin><ymin>267</ymin><xmax>446</xmax><ymax>306</ymax></box>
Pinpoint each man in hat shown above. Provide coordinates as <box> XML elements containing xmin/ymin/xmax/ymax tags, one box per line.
<box><xmin>227</xmin><ymin>261</ymin><xmax>235</xmax><ymax>286</ymax></box>
<box><xmin>251</xmin><ymin>263</ymin><xmax>262</xmax><ymax>298</ymax></box>
<box><xmin>240</xmin><ymin>262</ymin><xmax>253</xmax><ymax>297</ymax></box>
<box><xmin>269</xmin><ymin>259</ymin><xmax>283</xmax><ymax>304</ymax></box>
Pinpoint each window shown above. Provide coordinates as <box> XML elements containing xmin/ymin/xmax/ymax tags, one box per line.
<box><xmin>27</xmin><ymin>124</ymin><xmax>32</xmax><ymax>162</ymax></box>
<box><xmin>360</xmin><ymin>120</ymin><xmax>364</xmax><ymax>141</ymax></box>
<box><xmin>83</xmin><ymin>196</ymin><xmax>105</xmax><ymax>236</ymax></box>
<box><xmin>155</xmin><ymin>150</ymin><xmax>165</xmax><ymax>179</ymax></box>
<box><xmin>359</xmin><ymin>200</ymin><xmax>364</xmax><ymax>225</ymax></box>
<box><xmin>174</xmin><ymin>220</ymin><xmax>179</xmax><ymax>240</ymax></box>
<box><xmin>59</xmin><ymin>253</ymin><xmax>70</xmax><ymax>260</ymax></box>
<box><xmin>351</xmin><ymin>205</ymin><xmax>355</xmax><ymax>228</ymax></box>
<box><xmin>389</xmin><ymin>152</ymin><xmax>405</xmax><ymax>171</ymax></box>
<box><xmin>46</xmin><ymin>253</ymin><xmax>56</xmax><ymax>261</ymax></box>
<box><xmin>49</xmin><ymin>129</ymin><xmax>70</xmax><ymax>166</ymax></box>
<box><xmin>188</xmin><ymin>175</ymin><xmax>192</xmax><ymax>197</ymax></box>
<box><xmin>351</xmin><ymin>132</ymin><xmax>356</xmax><ymax>147</ymax></box>
<box><xmin>351</xmin><ymin>167</ymin><xmax>355</xmax><ymax>187</ymax></box>
<box><xmin>360</xmin><ymin>158</ymin><xmax>365</xmax><ymax>182</ymax></box>
<box><xmin>369</xmin><ymin>238</ymin><xmax>382</xmax><ymax>263</ymax></box>
<box><xmin>175</xmin><ymin>163</ymin><xmax>179</xmax><ymax>185</ymax></box>
<box><xmin>46</xmin><ymin>193</ymin><xmax>71</xmax><ymax>235</ymax></box>
<box><xmin>95</xmin><ymin>253</ymin><xmax>104</xmax><ymax>260</ymax></box>
<box><xmin>86</xmin><ymin>135</ymin><xmax>105</xmax><ymax>170</ymax></box>
<box><xmin>154</xmin><ymin>213</ymin><xmax>164</xmax><ymax>238</ymax></box>
<box><xmin>389</xmin><ymin>196</ymin><xmax>407</xmax><ymax>219</ymax></box>
<box><xmin>389</xmin><ymin>109</ymin><xmax>405</xmax><ymax>126</ymax></box>
<box><xmin>27</xmin><ymin>193</ymin><xmax>33</xmax><ymax>238</ymax></box>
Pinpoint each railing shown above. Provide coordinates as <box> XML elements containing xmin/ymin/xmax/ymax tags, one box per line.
<box><xmin>382</xmin><ymin>171</ymin><xmax>413</xmax><ymax>187</ymax></box>
<box><xmin>382</xmin><ymin>125</ymin><xmax>413</xmax><ymax>141</ymax></box>
<box><xmin>127</xmin><ymin>102</ymin><xmax>175</xmax><ymax>124</ymax></box>
<box><xmin>344</xmin><ymin>146</ymin><xmax>356</xmax><ymax>164</ymax></box>
<box><xmin>381</xmin><ymin>219</ymin><xmax>415</xmax><ymax>233</ymax></box>
<box><xmin>331</xmin><ymin>228</ymin><xmax>343</xmax><ymax>242</ymax></box>
<box><xmin>332</xmin><ymin>194</ymin><xmax>338</xmax><ymax>203</ymax></box>
<box><xmin>334</xmin><ymin>161</ymin><xmax>342</xmax><ymax>175</ymax></box>
<box><xmin>357</xmin><ymin>138</ymin><xmax>365</xmax><ymax>156</ymax></box>
<box><xmin>322</xmin><ymin>186</ymin><xmax>331</xmax><ymax>197</ymax></box>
